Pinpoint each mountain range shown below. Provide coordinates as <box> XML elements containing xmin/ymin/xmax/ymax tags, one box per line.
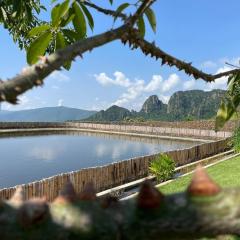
<box><xmin>0</xmin><ymin>106</ymin><xmax>96</xmax><ymax>122</ymax></box>
<box><xmin>0</xmin><ymin>89</ymin><xmax>226</xmax><ymax>122</ymax></box>
<box><xmin>86</xmin><ymin>89</ymin><xmax>226</xmax><ymax>122</ymax></box>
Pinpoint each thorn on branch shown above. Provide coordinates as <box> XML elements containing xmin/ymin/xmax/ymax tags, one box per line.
<box><xmin>0</xmin><ymin>93</ymin><xmax>6</xmax><ymax>101</ymax></box>
<box><xmin>187</xmin><ymin>165</ymin><xmax>221</xmax><ymax>197</ymax></box>
<box><xmin>161</xmin><ymin>59</ymin><xmax>166</xmax><ymax>66</ymax></box>
<box><xmin>54</xmin><ymin>181</ymin><xmax>77</xmax><ymax>204</ymax></box>
<box><xmin>35</xmin><ymin>80</ymin><xmax>43</xmax><ymax>86</ymax></box>
<box><xmin>35</xmin><ymin>65</ymin><xmax>44</xmax><ymax>73</ymax></box>
<box><xmin>39</xmin><ymin>56</ymin><xmax>49</xmax><ymax>64</ymax></box>
<box><xmin>137</xmin><ymin>180</ymin><xmax>163</xmax><ymax>209</ymax></box>
<box><xmin>9</xmin><ymin>186</ymin><xmax>25</xmax><ymax>207</ymax></box>
<box><xmin>79</xmin><ymin>182</ymin><xmax>96</xmax><ymax>201</ymax></box>
<box><xmin>14</xmin><ymin>86</ymin><xmax>22</xmax><ymax>93</ymax></box>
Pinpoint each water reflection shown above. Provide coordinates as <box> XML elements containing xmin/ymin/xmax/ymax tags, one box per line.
<box><xmin>0</xmin><ymin>131</ymin><xmax>201</xmax><ymax>188</ymax></box>
<box><xmin>28</xmin><ymin>146</ymin><xmax>65</xmax><ymax>162</ymax></box>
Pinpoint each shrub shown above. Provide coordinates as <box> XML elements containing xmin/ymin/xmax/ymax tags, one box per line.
<box><xmin>232</xmin><ymin>127</ymin><xmax>240</xmax><ymax>152</ymax></box>
<box><xmin>185</xmin><ymin>115</ymin><xmax>195</xmax><ymax>121</ymax></box>
<box><xmin>149</xmin><ymin>154</ymin><xmax>175</xmax><ymax>182</ymax></box>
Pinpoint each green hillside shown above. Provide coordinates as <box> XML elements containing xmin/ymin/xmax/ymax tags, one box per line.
<box><xmin>85</xmin><ymin>89</ymin><xmax>226</xmax><ymax>122</ymax></box>
<box><xmin>0</xmin><ymin>106</ymin><xmax>96</xmax><ymax>122</ymax></box>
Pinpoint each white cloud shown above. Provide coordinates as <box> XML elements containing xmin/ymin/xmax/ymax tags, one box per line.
<box><xmin>49</xmin><ymin>71</ymin><xmax>70</xmax><ymax>82</ymax></box>
<box><xmin>114</xmin><ymin>71</ymin><xmax>131</xmax><ymax>87</ymax></box>
<box><xmin>183</xmin><ymin>79</ymin><xmax>196</xmax><ymax>90</ymax></box>
<box><xmin>94</xmin><ymin>57</ymin><xmax>240</xmax><ymax>110</ymax></box>
<box><xmin>162</xmin><ymin>74</ymin><xmax>180</xmax><ymax>93</ymax></box>
<box><xmin>206</xmin><ymin>66</ymin><xmax>231</xmax><ymax>90</ymax></box>
<box><xmin>19</xmin><ymin>95</ymin><xmax>30</xmax><ymax>106</ymax></box>
<box><xmin>159</xmin><ymin>95</ymin><xmax>170</xmax><ymax>104</ymax></box>
<box><xmin>112</xmin><ymin>79</ymin><xmax>145</xmax><ymax>107</ymax></box>
<box><xmin>97</xmin><ymin>72</ymin><xmax>180</xmax><ymax>109</ymax></box>
<box><xmin>28</xmin><ymin>146</ymin><xmax>64</xmax><ymax>162</ymax></box>
<box><xmin>145</xmin><ymin>75</ymin><xmax>163</xmax><ymax>92</ymax></box>
<box><xmin>94</xmin><ymin>72</ymin><xmax>113</xmax><ymax>86</ymax></box>
<box><xmin>94</xmin><ymin>71</ymin><xmax>130</xmax><ymax>87</ymax></box>
<box><xmin>3</xmin><ymin>95</ymin><xmax>30</xmax><ymax>110</ymax></box>
<box><xmin>58</xmin><ymin>99</ymin><xmax>64</xmax><ymax>106</ymax></box>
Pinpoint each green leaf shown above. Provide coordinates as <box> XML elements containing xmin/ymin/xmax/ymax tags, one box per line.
<box><xmin>51</xmin><ymin>0</ymin><xmax>70</xmax><ymax>27</ymax></box>
<box><xmin>137</xmin><ymin>16</ymin><xmax>145</xmax><ymax>38</ymax></box>
<box><xmin>62</xmin><ymin>29</ymin><xmax>78</xmax><ymax>42</ymax></box>
<box><xmin>60</xmin><ymin>13</ymin><xmax>75</xmax><ymax>27</ymax></box>
<box><xmin>109</xmin><ymin>0</ymin><xmax>113</xmax><ymax>5</ymax></box>
<box><xmin>215</xmin><ymin>73</ymin><xmax>240</xmax><ymax>130</ymax></box>
<box><xmin>80</xmin><ymin>3</ymin><xmax>94</xmax><ymax>31</ymax></box>
<box><xmin>27</xmin><ymin>31</ymin><xmax>52</xmax><ymax>65</ymax></box>
<box><xmin>215</xmin><ymin>99</ymin><xmax>236</xmax><ymax>131</ymax></box>
<box><xmin>114</xmin><ymin>3</ymin><xmax>130</xmax><ymax>22</ymax></box>
<box><xmin>12</xmin><ymin>0</ymin><xmax>21</xmax><ymax>15</ymax></box>
<box><xmin>27</xmin><ymin>25</ymin><xmax>51</xmax><ymax>38</ymax></box>
<box><xmin>55</xmin><ymin>31</ymin><xmax>71</xmax><ymax>70</ymax></box>
<box><xmin>215</xmin><ymin>101</ymin><xmax>228</xmax><ymax>131</ymax></box>
<box><xmin>51</xmin><ymin>4</ymin><xmax>60</xmax><ymax>26</ymax></box>
<box><xmin>72</xmin><ymin>2</ymin><xmax>86</xmax><ymax>39</ymax></box>
<box><xmin>55</xmin><ymin>31</ymin><xmax>65</xmax><ymax>50</ymax></box>
<box><xmin>145</xmin><ymin>8</ymin><xmax>157</xmax><ymax>33</ymax></box>
<box><xmin>0</xmin><ymin>7</ymin><xmax>8</xmax><ymax>22</ymax></box>
<box><xmin>40</xmin><ymin>5</ymin><xmax>47</xmax><ymax>11</ymax></box>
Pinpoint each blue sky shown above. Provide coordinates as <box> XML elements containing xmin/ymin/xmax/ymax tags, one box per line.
<box><xmin>1</xmin><ymin>0</ymin><xmax>240</xmax><ymax>111</ymax></box>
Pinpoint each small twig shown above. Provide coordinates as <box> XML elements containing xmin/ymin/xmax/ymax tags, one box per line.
<box><xmin>225</xmin><ymin>62</ymin><xmax>240</xmax><ymax>69</ymax></box>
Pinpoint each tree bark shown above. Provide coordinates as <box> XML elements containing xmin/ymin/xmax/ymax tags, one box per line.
<box><xmin>1</xmin><ymin>184</ymin><xmax>240</xmax><ymax>239</ymax></box>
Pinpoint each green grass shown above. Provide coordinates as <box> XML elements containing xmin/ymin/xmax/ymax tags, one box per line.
<box><xmin>159</xmin><ymin>156</ymin><xmax>240</xmax><ymax>240</ymax></box>
<box><xmin>159</xmin><ymin>155</ymin><xmax>240</xmax><ymax>195</ymax></box>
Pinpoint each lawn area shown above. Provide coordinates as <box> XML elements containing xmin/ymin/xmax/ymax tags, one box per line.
<box><xmin>159</xmin><ymin>155</ymin><xmax>240</xmax><ymax>195</ymax></box>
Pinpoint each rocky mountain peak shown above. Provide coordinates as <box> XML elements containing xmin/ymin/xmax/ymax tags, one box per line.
<box><xmin>140</xmin><ymin>95</ymin><xmax>167</xmax><ymax>114</ymax></box>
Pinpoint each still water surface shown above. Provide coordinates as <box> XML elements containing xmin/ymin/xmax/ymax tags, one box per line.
<box><xmin>0</xmin><ymin>131</ymin><xmax>201</xmax><ymax>188</ymax></box>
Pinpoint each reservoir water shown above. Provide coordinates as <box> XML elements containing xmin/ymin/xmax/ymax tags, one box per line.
<box><xmin>0</xmin><ymin>131</ymin><xmax>201</xmax><ymax>188</ymax></box>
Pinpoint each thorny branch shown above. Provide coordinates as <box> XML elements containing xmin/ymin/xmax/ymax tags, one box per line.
<box><xmin>0</xmin><ymin>0</ymin><xmax>153</xmax><ymax>104</ymax></box>
<box><xmin>0</xmin><ymin>166</ymin><xmax>240</xmax><ymax>239</ymax></box>
<box><xmin>0</xmin><ymin>0</ymin><xmax>239</xmax><ymax>104</ymax></box>
<box><xmin>86</xmin><ymin>0</ymin><xmax>240</xmax><ymax>82</ymax></box>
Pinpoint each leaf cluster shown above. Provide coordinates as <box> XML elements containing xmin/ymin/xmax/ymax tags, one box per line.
<box><xmin>149</xmin><ymin>154</ymin><xmax>175</xmax><ymax>182</ymax></box>
<box><xmin>0</xmin><ymin>0</ymin><xmax>44</xmax><ymax>49</ymax></box>
<box><xmin>115</xmin><ymin>1</ymin><xmax>156</xmax><ymax>37</ymax></box>
<box><xmin>26</xmin><ymin>0</ymin><xmax>96</xmax><ymax>69</ymax></box>
<box><xmin>26</xmin><ymin>0</ymin><xmax>157</xmax><ymax>69</ymax></box>
<box><xmin>0</xmin><ymin>0</ymin><xmax>157</xmax><ymax>71</ymax></box>
<box><xmin>215</xmin><ymin>72</ymin><xmax>240</xmax><ymax>130</ymax></box>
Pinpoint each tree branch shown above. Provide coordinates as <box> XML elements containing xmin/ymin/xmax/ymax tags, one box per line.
<box><xmin>83</xmin><ymin>1</ymin><xmax>127</xmax><ymax>20</ymax></box>
<box><xmin>85</xmin><ymin>1</ymin><xmax>240</xmax><ymax>82</ymax></box>
<box><xmin>1</xmin><ymin>167</ymin><xmax>240</xmax><ymax>239</ymax></box>
<box><xmin>122</xmin><ymin>33</ymin><xmax>240</xmax><ymax>82</ymax></box>
<box><xmin>0</xmin><ymin>0</ymin><xmax>154</xmax><ymax>104</ymax></box>
<box><xmin>127</xmin><ymin>0</ymin><xmax>156</xmax><ymax>25</ymax></box>
<box><xmin>0</xmin><ymin>26</ymin><xmax>126</xmax><ymax>104</ymax></box>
